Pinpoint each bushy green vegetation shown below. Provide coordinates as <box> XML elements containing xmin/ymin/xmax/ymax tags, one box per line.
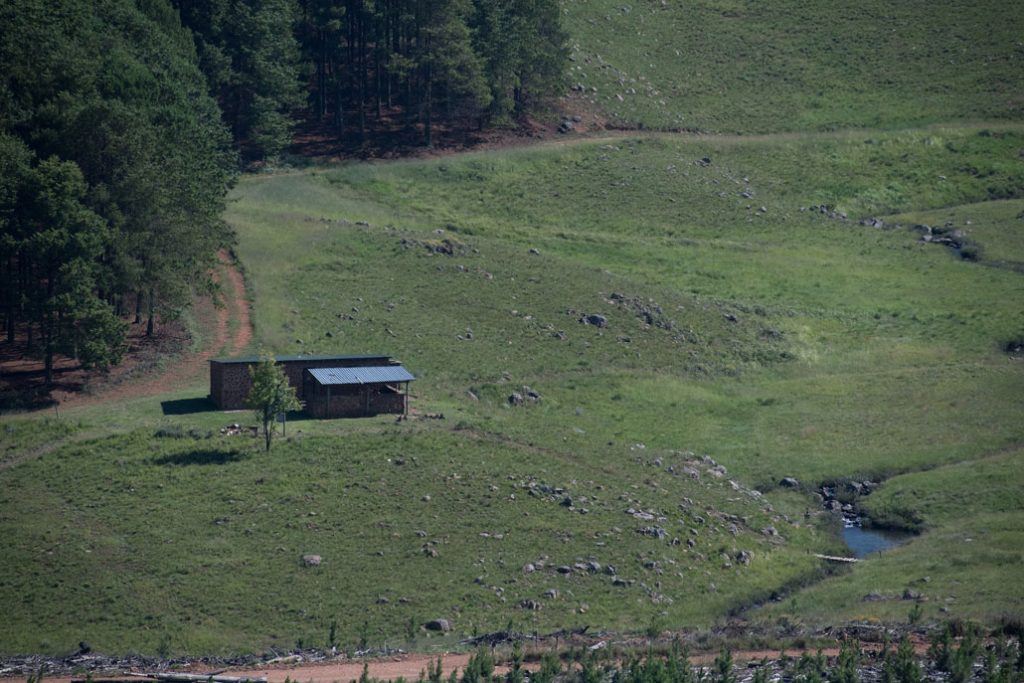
<box><xmin>563</xmin><ymin>0</ymin><xmax>1024</xmax><ymax>133</ymax></box>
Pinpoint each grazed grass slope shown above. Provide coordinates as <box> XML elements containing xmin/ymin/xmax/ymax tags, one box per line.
<box><xmin>221</xmin><ymin>124</ymin><xmax>1024</xmax><ymax>632</ymax></box>
<box><xmin>562</xmin><ymin>0</ymin><xmax>1024</xmax><ymax>132</ymax></box>
<box><xmin>2</xmin><ymin>127</ymin><xmax>1023</xmax><ymax>654</ymax></box>
<box><xmin>0</xmin><ymin>428</ymin><xmax>825</xmax><ymax>654</ymax></box>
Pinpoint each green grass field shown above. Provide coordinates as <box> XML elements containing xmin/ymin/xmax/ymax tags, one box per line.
<box><xmin>2</xmin><ymin>0</ymin><xmax>1024</xmax><ymax>659</ymax></box>
<box><xmin>562</xmin><ymin>0</ymin><xmax>1024</xmax><ymax>133</ymax></box>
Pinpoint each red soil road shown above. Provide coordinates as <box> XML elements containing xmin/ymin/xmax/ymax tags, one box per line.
<box><xmin>27</xmin><ymin>641</ymin><xmax>928</xmax><ymax>683</ymax></box>
<box><xmin>50</xmin><ymin>250</ymin><xmax>250</xmax><ymax>408</ymax></box>
<box><xmin>209</xmin><ymin>644</ymin><xmax>902</xmax><ymax>683</ymax></box>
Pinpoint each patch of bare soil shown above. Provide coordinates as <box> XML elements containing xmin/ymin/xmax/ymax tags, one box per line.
<box><xmin>0</xmin><ymin>251</ymin><xmax>251</xmax><ymax>412</ymax></box>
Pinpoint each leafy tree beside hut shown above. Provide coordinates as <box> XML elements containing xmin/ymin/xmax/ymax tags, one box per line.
<box><xmin>245</xmin><ymin>353</ymin><xmax>303</xmax><ymax>452</ymax></box>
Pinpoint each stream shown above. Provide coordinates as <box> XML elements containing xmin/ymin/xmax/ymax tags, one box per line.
<box><xmin>817</xmin><ymin>481</ymin><xmax>915</xmax><ymax>558</ymax></box>
<box><xmin>840</xmin><ymin>518</ymin><xmax>914</xmax><ymax>558</ymax></box>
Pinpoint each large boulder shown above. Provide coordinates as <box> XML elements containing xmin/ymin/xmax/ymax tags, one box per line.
<box><xmin>425</xmin><ymin>618</ymin><xmax>451</xmax><ymax>632</ymax></box>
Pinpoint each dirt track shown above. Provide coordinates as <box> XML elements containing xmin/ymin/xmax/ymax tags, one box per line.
<box><xmin>53</xmin><ymin>251</ymin><xmax>252</xmax><ymax>408</ymax></box>
<box><xmin>26</xmin><ymin>642</ymin><xmax>919</xmax><ymax>683</ymax></box>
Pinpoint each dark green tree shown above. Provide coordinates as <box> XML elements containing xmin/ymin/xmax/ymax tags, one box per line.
<box><xmin>1</xmin><ymin>148</ymin><xmax>126</xmax><ymax>383</ymax></box>
<box><xmin>176</xmin><ymin>0</ymin><xmax>305</xmax><ymax>160</ymax></box>
<box><xmin>2</xmin><ymin>0</ymin><xmax>236</xmax><ymax>387</ymax></box>
<box><xmin>419</xmin><ymin>0</ymin><xmax>491</xmax><ymax>146</ymax></box>
<box><xmin>472</xmin><ymin>0</ymin><xmax>568</xmax><ymax>123</ymax></box>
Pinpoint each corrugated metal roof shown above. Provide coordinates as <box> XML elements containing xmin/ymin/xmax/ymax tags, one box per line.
<box><xmin>308</xmin><ymin>366</ymin><xmax>416</xmax><ymax>385</ymax></box>
<box><xmin>211</xmin><ymin>353</ymin><xmax>390</xmax><ymax>365</ymax></box>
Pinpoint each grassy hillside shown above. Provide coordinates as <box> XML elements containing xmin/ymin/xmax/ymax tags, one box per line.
<box><xmin>4</xmin><ymin>123</ymin><xmax>1024</xmax><ymax>655</ymax></box>
<box><xmin>221</xmin><ymin>124</ymin><xmax>1024</xmax><ymax>634</ymax></box>
<box><xmin>0</xmin><ymin>426</ymin><xmax>828</xmax><ymax>654</ymax></box>
<box><xmin>756</xmin><ymin>447</ymin><xmax>1024</xmax><ymax>627</ymax></box>
<box><xmin>562</xmin><ymin>0</ymin><xmax>1024</xmax><ymax>132</ymax></box>
<box><xmin>3</xmin><ymin>0</ymin><xmax>1024</xmax><ymax>658</ymax></box>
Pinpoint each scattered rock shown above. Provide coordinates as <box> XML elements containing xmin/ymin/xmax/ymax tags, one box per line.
<box><xmin>557</xmin><ymin>565</ymin><xmax>572</xmax><ymax>574</ymax></box>
<box><xmin>736</xmin><ymin>550</ymin><xmax>752</xmax><ymax>565</ymax></box>
<box><xmin>543</xmin><ymin>589</ymin><xmax>559</xmax><ymax>599</ymax></box>
<box><xmin>807</xmin><ymin>204</ymin><xmax>848</xmax><ymax>221</ymax></box>
<box><xmin>638</xmin><ymin>526</ymin><xmax>667</xmax><ymax>539</ymax></box>
<box><xmin>580</xmin><ymin>313</ymin><xmax>608</xmax><ymax>328</ymax></box>
<box><xmin>509</xmin><ymin>386</ymin><xmax>541</xmax><ymax>406</ymax></box>
<box><xmin>520</xmin><ymin>599</ymin><xmax>543</xmax><ymax>610</ymax></box>
<box><xmin>301</xmin><ymin>554</ymin><xmax>322</xmax><ymax>567</ymax></box>
<box><xmin>400</xmin><ymin>237</ymin><xmax>471</xmax><ymax>256</ymax></box>
<box><xmin>425</xmin><ymin>618</ymin><xmax>451</xmax><ymax>632</ymax></box>
<box><xmin>523</xmin><ymin>563</ymin><xmax>536</xmax><ymax>574</ymax></box>
<box><xmin>779</xmin><ymin>477</ymin><xmax>800</xmax><ymax>488</ymax></box>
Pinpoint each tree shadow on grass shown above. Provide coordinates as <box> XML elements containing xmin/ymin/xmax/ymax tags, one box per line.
<box><xmin>160</xmin><ymin>397</ymin><xmax>216</xmax><ymax>415</ymax></box>
<box><xmin>154</xmin><ymin>449</ymin><xmax>249</xmax><ymax>466</ymax></box>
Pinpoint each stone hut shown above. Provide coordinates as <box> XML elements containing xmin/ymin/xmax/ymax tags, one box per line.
<box><xmin>209</xmin><ymin>354</ymin><xmax>410</xmax><ymax>413</ymax></box>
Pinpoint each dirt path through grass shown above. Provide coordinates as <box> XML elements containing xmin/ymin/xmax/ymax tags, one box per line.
<box><xmin>53</xmin><ymin>251</ymin><xmax>251</xmax><ymax>408</ymax></box>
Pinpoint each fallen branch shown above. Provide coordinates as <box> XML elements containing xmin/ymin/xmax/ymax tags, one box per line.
<box><xmin>814</xmin><ymin>554</ymin><xmax>859</xmax><ymax>563</ymax></box>
<box><xmin>128</xmin><ymin>673</ymin><xmax>267</xmax><ymax>683</ymax></box>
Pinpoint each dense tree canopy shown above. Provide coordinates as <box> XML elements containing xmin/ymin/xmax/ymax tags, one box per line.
<box><xmin>175</xmin><ymin>0</ymin><xmax>305</xmax><ymax>160</ymax></box>
<box><xmin>1</xmin><ymin>0</ymin><xmax>237</xmax><ymax>382</ymax></box>
<box><xmin>295</xmin><ymin>0</ymin><xmax>568</xmax><ymax>146</ymax></box>
<box><xmin>1</xmin><ymin>0</ymin><xmax>568</xmax><ymax>383</ymax></box>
